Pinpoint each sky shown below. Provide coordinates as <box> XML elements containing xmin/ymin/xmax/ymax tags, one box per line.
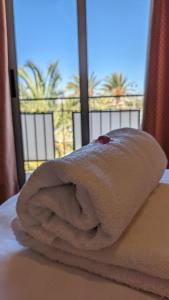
<box><xmin>13</xmin><ymin>0</ymin><xmax>150</xmax><ymax>94</ymax></box>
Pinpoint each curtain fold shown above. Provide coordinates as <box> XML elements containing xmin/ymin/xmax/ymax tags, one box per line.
<box><xmin>0</xmin><ymin>0</ymin><xmax>18</xmax><ymax>204</ymax></box>
<box><xmin>143</xmin><ymin>0</ymin><xmax>169</xmax><ymax>163</ymax></box>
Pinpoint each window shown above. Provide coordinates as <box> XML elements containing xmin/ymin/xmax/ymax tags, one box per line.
<box><xmin>11</xmin><ymin>0</ymin><xmax>151</xmax><ymax>178</ymax></box>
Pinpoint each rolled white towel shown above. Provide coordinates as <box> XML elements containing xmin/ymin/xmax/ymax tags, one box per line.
<box><xmin>15</xmin><ymin>128</ymin><xmax>167</xmax><ymax>250</ymax></box>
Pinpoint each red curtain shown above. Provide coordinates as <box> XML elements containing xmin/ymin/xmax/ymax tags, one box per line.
<box><xmin>0</xmin><ymin>0</ymin><xmax>18</xmax><ymax>203</ymax></box>
<box><xmin>143</xmin><ymin>0</ymin><xmax>169</xmax><ymax>163</ymax></box>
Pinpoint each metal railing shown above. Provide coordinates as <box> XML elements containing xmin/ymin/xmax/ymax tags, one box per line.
<box><xmin>19</xmin><ymin>95</ymin><xmax>143</xmax><ymax>174</ymax></box>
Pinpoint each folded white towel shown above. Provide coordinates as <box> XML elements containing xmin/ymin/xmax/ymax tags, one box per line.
<box><xmin>13</xmin><ymin>183</ymin><xmax>169</xmax><ymax>298</ymax></box>
<box><xmin>14</xmin><ymin>128</ymin><xmax>167</xmax><ymax>250</ymax></box>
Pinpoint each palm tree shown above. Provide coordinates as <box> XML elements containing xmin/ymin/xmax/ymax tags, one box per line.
<box><xmin>66</xmin><ymin>75</ymin><xmax>80</xmax><ymax>97</ymax></box>
<box><xmin>102</xmin><ymin>72</ymin><xmax>135</xmax><ymax>96</ymax></box>
<box><xmin>66</xmin><ymin>72</ymin><xmax>101</xmax><ymax>97</ymax></box>
<box><xmin>18</xmin><ymin>60</ymin><xmax>63</xmax><ymax>99</ymax></box>
<box><xmin>88</xmin><ymin>72</ymin><xmax>101</xmax><ymax>97</ymax></box>
<box><xmin>102</xmin><ymin>72</ymin><xmax>136</xmax><ymax>107</ymax></box>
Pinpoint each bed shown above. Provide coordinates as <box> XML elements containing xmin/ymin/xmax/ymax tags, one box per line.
<box><xmin>1</xmin><ymin>171</ymin><xmax>169</xmax><ymax>300</ymax></box>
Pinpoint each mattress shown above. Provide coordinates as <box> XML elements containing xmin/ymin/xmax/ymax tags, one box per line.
<box><xmin>1</xmin><ymin>171</ymin><xmax>169</xmax><ymax>300</ymax></box>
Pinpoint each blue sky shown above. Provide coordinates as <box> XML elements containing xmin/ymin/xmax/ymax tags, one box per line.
<box><xmin>14</xmin><ymin>0</ymin><xmax>150</xmax><ymax>94</ymax></box>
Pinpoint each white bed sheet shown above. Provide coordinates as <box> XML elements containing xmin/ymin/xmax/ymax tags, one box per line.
<box><xmin>1</xmin><ymin>171</ymin><xmax>169</xmax><ymax>300</ymax></box>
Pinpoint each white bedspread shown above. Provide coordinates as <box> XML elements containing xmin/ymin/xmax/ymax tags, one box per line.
<box><xmin>1</xmin><ymin>171</ymin><xmax>169</xmax><ymax>300</ymax></box>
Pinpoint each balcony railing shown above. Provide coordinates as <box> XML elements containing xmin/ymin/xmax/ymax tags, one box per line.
<box><xmin>19</xmin><ymin>95</ymin><xmax>143</xmax><ymax>175</ymax></box>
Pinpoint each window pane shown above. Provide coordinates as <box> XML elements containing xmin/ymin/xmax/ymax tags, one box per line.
<box><xmin>87</xmin><ymin>0</ymin><xmax>150</xmax><ymax>137</ymax></box>
<box><xmin>13</xmin><ymin>0</ymin><xmax>80</xmax><ymax>174</ymax></box>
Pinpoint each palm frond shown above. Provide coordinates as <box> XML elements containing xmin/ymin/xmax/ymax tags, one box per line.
<box><xmin>66</xmin><ymin>75</ymin><xmax>80</xmax><ymax>97</ymax></box>
<box><xmin>46</xmin><ymin>61</ymin><xmax>61</xmax><ymax>97</ymax></box>
<box><xmin>18</xmin><ymin>67</ymin><xmax>37</xmax><ymax>98</ymax></box>
<box><xmin>25</xmin><ymin>61</ymin><xmax>44</xmax><ymax>97</ymax></box>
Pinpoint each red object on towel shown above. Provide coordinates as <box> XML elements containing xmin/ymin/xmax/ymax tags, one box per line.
<box><xmin>97</xmin><ymin>135</ymin><xmax>111</xmax><ymax>144</ymax></box>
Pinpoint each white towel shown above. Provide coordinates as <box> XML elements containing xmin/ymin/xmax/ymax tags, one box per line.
<box><xmin>13</xmin><ymin>183</ymin><xmax>169</xmax><ymax>298</ymax></box>
<box><xmin>14</xmin><ymin>128</ymin><xmax>167</xmax><ymax>250</ymax></box>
